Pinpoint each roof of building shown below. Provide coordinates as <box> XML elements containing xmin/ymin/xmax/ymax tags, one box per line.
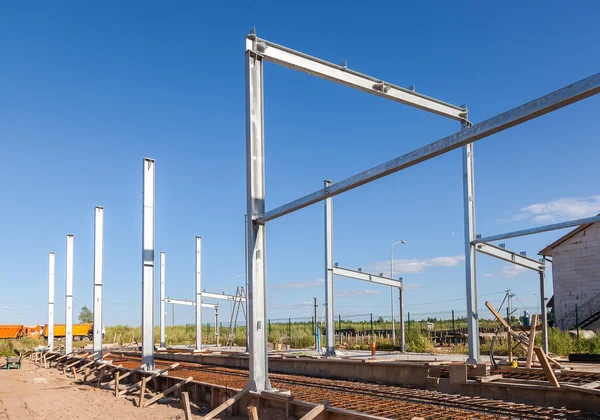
<box><xmin>538</xmin><ymin>215</ymin><xmax>600</xmax><ymax>256</ymax></box>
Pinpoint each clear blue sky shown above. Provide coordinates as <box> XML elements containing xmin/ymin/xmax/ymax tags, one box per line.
<box><xmin>2</xmin><ymin>1</ymin><xmax>599</xmax><ymax>327</ymax></box>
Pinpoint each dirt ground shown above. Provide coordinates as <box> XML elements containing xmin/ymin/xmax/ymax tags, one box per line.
<box><xmin>0</xmin><ymin>360</ymin><xmax>287</xmax><ymax>420</ymax></box>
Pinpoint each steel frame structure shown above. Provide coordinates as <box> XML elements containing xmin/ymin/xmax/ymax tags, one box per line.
<box><xmin>245</xmin><ymin>29</ymin><xmax>599</xmax><ymax>390</ymax></box>
<box><xmin>65</xmin><ymin>234</ymin><xmax>74</xmax><ymax>354</ymax></box>
<box><xmin>47</xmin><ymin>252</ymin><xmax>55</xmax><ymax>350</ymax></box>
<box><xmin>93</xmin><ymin>206</ymin><xmax>104</xmax><ymax>360</ymax></box>
<box><xmin>163</xmin><ymin>298</ymin><xmax>220</xmax><ymax>347</ymax></box>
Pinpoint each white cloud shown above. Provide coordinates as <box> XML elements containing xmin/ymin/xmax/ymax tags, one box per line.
<box><xmin>372</xmin><ymin>254</ymin><xmax>464</xmax><ymax>275</ymax></box>
<box><xmin>272</xmin><ymin>279</ymin><xmax>324</xmax><ymax>290</ymax></box>
<box><xmin>484</xmin><ymin>273</ymin><xmax>493</xmax><ymax>277</ymax></box>
<box><xmin>270</xmin><ymin>301</ymin><xmax>313</xmax><ymax>309</ymax></box>
<box><xmin>498</xmin><ymin>195</ymin><xmax>600</xmax><ymax>225</ymax></box>
<box><xmin>499</xmin><ymin>265</ymin><xmax>527</xmax><ymax>278</ymax></box>
<box><xmin>3</xmin><ymin>306</ymin><xmax>11</xmax><ymax>309</ymax></box>
<box><xmin>336</xmin><ymin>289</ymin><xmax>379</xmax><ymax>297</ymax></box>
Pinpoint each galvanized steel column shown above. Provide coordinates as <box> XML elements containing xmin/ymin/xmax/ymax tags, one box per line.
<box><xmin>245</xmin><ymin>46</ymin><xmax>270</xmax><ymax>392</ymax></box>
<box><xmin>215</xmin><ymin>304</ymin><xmax>220</xmax><ymax>347</ymax></box>
<box><xmin>540</xmin><ymin>262</ymin><xmax>549</xmax><ymax>354</ymax></box>
<box><xmin>48</xmin><ymin>252</ymin><xmax>55</xmax><ymax>350</ymax></box>
<box><xmin>65</xmin><ymin>234</ymin><xmax>74</xmax><ymax>354</ymax></box>
<box><xmin>324</xmin><ymin>180</ymin><xmax>336</xmax><ymax>356</ymax></box>
<box><xmin>462</xmin><ymin>122</ymin><xmax>481</xmax><ymax>364</ymax></box>
<box><xmin>399</xmin><ymin>281</ymin><xmax>405</xmax><ymax>352</ymax></box>
<box><xmin>195</xmin><ymin>236</ymin><xmax>202</xmax><ymax>351</ymax></box>
<box><xmin>142</xmin><ymin>158</ymin><xmax>155</xmax><ymax>370</ymax></box>
<box><xmin>93</xmin><ymin>206</ymin><xmax>104</xmax><ymax>360</ymax></box>
<box><xmin>160</xmin><ymin>252</ymin><xmax>166</xmax><ymax>348</ymax></box>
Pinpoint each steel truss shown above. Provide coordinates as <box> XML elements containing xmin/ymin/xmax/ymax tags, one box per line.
<box><xmin>246</xmin><ymin>28</ymin><xmax>600</xmax><ymax>389</ymax></box>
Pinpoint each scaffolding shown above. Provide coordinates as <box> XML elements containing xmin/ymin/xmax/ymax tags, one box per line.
<box><xmin>244</xmin><ymin>28</ymin><xmax>600</xmax><ymax>391</ymax></box>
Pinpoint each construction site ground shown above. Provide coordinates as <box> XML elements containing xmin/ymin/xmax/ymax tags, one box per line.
<box><xmin>0</xmin><ymin>360</ymin><xmax>286</xmax><ymax>420</ymax></box>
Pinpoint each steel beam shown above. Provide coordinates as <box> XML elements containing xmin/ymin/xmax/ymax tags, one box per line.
<box><xmin>160</xmin><ymin>252</ymin><xmax>166</xmax><ymax>348</ymax></box>
<box><xmin>48</xmin><ymin>252</ymin><xmax>55</xmax><ymax>350</ymax></box>
<box><xmin>93</xmin><ymin>206</ymin><xmax>104</xmax><ymax>360</ymax></box>
<box><xmin>462</xmin><ymin>138</ymin><xmax>481</xmax><ymax>364</ymax></box>
<box><xmin>540</xmin><ymin>260</ymin><xmax>549</xmax><ymax>354</ymax></box>
<box><xmin>473</xmin><ymin>215</ymin><xmax>600</xmax><ymax>244</ymax></box>
<box><xmin>475</xmin><ymin>242</ymin><xmax>544</xmax><ymax>272</ymax></box>
<box><xmin>332</xmin><ymin>266</ymin><xmax>403</xmax><ymax>288</ymax></box>
<box><xmin>201</xmin><ymin>291</ymin><xmax>246</xmax><ymax>302</ymax></box>
<box><xmin>142</xmin><ymin>158</ymin><xmax>155</xmax><ymax>370</ymax></box>
<box><xmin>256</xmin><ymin>73</ymin><xmax>600</xmax><ymax>224</ymax></box>
<box><xmin>324</xmin><ymin>180</ymin><xmax>335</xmax><ymax>357</ymax></box>
<box><xmin>65</xmin><ymin>234</ymin><xmax>74</xmax><ymax>355</ymax></box>
<box><xmin>246</xmin><ymin>35</ymin><xmax>466</xmax><ymax>121</ymax></box>
<box><xmin>195</xmin><ymin>236</ymin><xmax>202</xmax><ymax>351</ymax></box>
<box><xmin>164</xmin><ymin>298</ymin><xmax>216</xmax><ymax>309</ymax></box>
<box><xmin>246</xmin><ymin>47</ymin><xmax>270</xmax><ymax>392</ymax></box>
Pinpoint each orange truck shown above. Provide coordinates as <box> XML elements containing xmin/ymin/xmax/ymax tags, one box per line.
<box><xmin>41</xmin><ymin>324</ymin><xmax>93</xmax><ymax>340</ymax></box>
<box><xmin>0</xmin><ymin>325</ymin><xmax>40</xmax><ymax>339</ymax></box>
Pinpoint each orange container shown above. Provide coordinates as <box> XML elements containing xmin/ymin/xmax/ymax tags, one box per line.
<box><xmin>0</xmin><ymin>325</ymin><xmax>24</xmax><ymax>339</ymax></box>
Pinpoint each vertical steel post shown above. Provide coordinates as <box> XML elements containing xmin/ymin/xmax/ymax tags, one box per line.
<box><xmin>142</xmin><ymin>157</ymin><xmax>155</xmax><ymax>370</ymax></box>
<box><xmin>540</xmin><ymin>260</ymin><xmax>549</xmax><ymax>354</ymax></box>
<box><xmin>324</xmin><ymin>180</ymin><xmax>336</xmax><ymax>356</ymax></box>
<box><xmin>245</xmin><ymin>214</ymin><xmax>249</xmax><ymax>352</ymax></box>
<box><xmin>195</xmin><ymin>236</ymin><xmax>202</xmax><ymax>351</ymax></box>
<box><xmin>160</xmin><ymin>252</ymin><xmax>166</xmax><ymax>348</ymax></box>
<box><xmin>313</xmin><ymin>297</ymin><xmax>318</xmax><ymax>351</ymax></box>
<box><xmin>452</xmin><ymin>310</ymin><xmax>456</xmax><ymax>345</ymax></box>
<box><xmin>65</xmin><ymin>234</ymin><xmax>74</xmax><ymax>354</ymax></box>
<box><xmin>338</xmin><ymin>314</ymin><xmax>342</xmax><ymax>345</ymax></box>
<box><xmin>93</xmin><ymin>206</ymin><xmax>104</xmax><ymax>360</ymax></box>
<box><xmin>390</xmin><ymin>257</ymin><xmax>395</xmax><ymax>344</ymax></box>
<box><xmin>245</xmin><ymin>45</ymin><xmax>270</xmax><ymax>392</ymax></box>
<box><xmin>462</xmin><ymin>117</ymin><xmax>481</xmax><ymax>364</ymax></box>
<box><xmin>215</xmin><ymin>304</ymin><xmax>220</xmax><ymax>347</ymax></box>
<box><xmin>399</xmin><ymin>280</ymin><xmax>405</xmax><ymax>352</ymax></box>
<box><xmin>48</xmin><ymin>252</ymin><xmax>55</xmax><ymax>350</ymax></box>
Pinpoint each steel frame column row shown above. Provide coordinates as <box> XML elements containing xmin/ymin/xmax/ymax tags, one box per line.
<box><xmin>142</xmin><ymin>158</ymin><xmax>155</xmax><ymax>370</ymax></box>
<box><xmin>93</xmin><ymin>206</ymin><xmax>104</xmax><ymax>360</ymax></box>
<box><xmin>65</xmin><ymin>234</ymin><xmax>74</xmax><ymax>355</ymax></box>
<box><xmin>48</xmin><ymin>252</ymin><xmax>55</xmax><ymax>350</ymax></box>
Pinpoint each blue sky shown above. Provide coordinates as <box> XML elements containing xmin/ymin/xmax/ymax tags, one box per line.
<box><xmin>1</xmin><ymin>1</ymin><xmax>599</xmax><ymax>327</ymax></box>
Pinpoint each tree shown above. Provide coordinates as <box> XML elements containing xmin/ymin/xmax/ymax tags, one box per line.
<box><xmin>78</xmin><ymin>306</ymin><xmax>93</xmax><ymax>323</ymax></box>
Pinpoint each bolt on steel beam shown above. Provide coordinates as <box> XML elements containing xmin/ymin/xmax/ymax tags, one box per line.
<box><xmin>93</xmin><ymin>206</ymin><xmax>104</xmax><ymax>360</ymax></box>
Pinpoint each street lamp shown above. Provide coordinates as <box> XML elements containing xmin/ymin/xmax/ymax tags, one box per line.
<box><xmin>390</xmin><ymin>240</ymin><xmax>406</xmax><ymax>349</ymax></box>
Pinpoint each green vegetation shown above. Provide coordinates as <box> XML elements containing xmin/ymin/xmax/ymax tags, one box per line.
<box><xmin>78</xmin><ymin>305</ymin><xmax>93</xmax><ymax>323</ymax></box>
<box><xmin>0</xmin><ymin>337</ymin><xmax>45</xmax><ymax>356</ymax></box>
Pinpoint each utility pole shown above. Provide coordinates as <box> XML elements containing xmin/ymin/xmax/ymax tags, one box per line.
<box><xmin>507</xmin><ymin>289</ymin><xmax>514</xmax><ymax>364</ymax></box>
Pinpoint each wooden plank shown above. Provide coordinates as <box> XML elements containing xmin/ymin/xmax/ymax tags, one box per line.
<box><xmin>114</xmin><ymin>371</ymin><xmax>120</xmax><ymax>397</ymax></box>
<box><xmin>300</xmin><ymin>401</ymin><xmax>328</xmax><ymax>420</ymax></box>
<box><xmin>248</xmin><ymin>405</ymin><xmax>259</xmax><ymax>420</ymax></box>
<box><xmin>137</xmin><ymin>377</ymin><xmax>148</xmax><ymax>408</ymax></box>
<box><xmin>75</xmin><ymin>359</ymin><xmax>96</xmax><ymax>374</ymax></box>
<box><xmin>201</xmin><ymin>386</ymin><xmax>250</xmax><ymax>420</ymax></box>
<box><xmin>142</xmin><ymin>377</ymin><xmax>193</xmax><ymax>408</ymax></box>
<box><xmin>476</xmin><ymin>374</ymin><xmax>503</xmax><ymax>383</ymax></box>
<box><xmin>533</xmin><ymin>346</ymin><xmax>560</xmax><ymax>387</ymax></box>
<box><xmin>71</xmin><ymin>367</ymin><xmax>78</xmax><ymax>381</ymax></box>
<box><xmin>118</xmin><ymin>363</ymin><xmax>179</xmax><ymax>397</ymax></box>
<box><xmin>485</xmin><ymin>301</ymin><xmax>510</xmax><ymax>329</ymax></box>
<box><xmin>106</xmin><ymin>364</ymin><xmax>145</xmax><ymax>386</ymax></box>
<box><xmin>182</xmin><ymin>392</ymin><xmax>193</xmax><ymax>420</ymax></box>
<box><xmin>526</xmin><ymin>314</ymin><xmax>539</xmax><ymax>368</ymax></box>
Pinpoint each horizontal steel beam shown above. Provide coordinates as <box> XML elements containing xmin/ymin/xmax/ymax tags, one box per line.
<box><xmin>332</xmin><ymin>266</ymin><xmax>402</xmax><ymax>288</ymax></box>
<box><xmin>246</xmin><ymin>35</ymin><xmax>466</xmax><ymax>121</ymax></box>
<box><xmin>201</xmin><ymin>291</ymin><xmax>246</xmax><ymax>302</ymax></box>
<box><xmin>472</xmin><ymin>215</ymin><xmax>600</xmax><ymax>244</ymax></box>
<box><xmin>475</xmin><ymin>242</ymin><xmax>544</xmax><ymax>272</ymax></box>
<box><xmin>165</xmin><ymin>298</ymin><xmax>217</xmax><ymax>309</ymax></box>
<box><xmin>256</xmin><ymin>73</ymin><xmax>600</xmax><ymax>224</ymax></box>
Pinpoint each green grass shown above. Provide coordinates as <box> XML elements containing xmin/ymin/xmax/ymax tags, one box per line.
<box><xmin>0</xmin><ymin>338</ymin><xmax>45</xmax><ymax>356</ymax></box>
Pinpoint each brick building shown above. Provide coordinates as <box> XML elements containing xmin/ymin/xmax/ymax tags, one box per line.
<box><xmin>539</xmin><ymin>218</ymin><xmax>600</xmax><ymax>331</ymax></box>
